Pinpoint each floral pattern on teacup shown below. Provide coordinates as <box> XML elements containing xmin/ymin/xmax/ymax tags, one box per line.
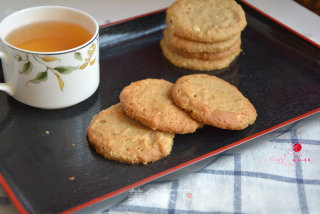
<box><xmin>15</xmin><ymin>43</ymin><xmax>97</xmax><ymax>91</ymax></box>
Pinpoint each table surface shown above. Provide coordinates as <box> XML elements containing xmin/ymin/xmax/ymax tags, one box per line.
<box><xmin>0</xmin><ymin>1</ymin><xmax>319</xmax><ymax>214</ymax></box>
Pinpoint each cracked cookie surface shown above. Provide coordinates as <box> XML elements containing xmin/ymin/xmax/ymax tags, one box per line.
<box><xmin>171</xmin><ymin>74</ymin><xmax>257</xmax><ymax>130</ymax></box>
<box><xmin>87</xmin><ymin>103</ymin><xmax>175</xmax><ymax>165</ymax></box>
<box><xmin>166</xmin><ymin>0</ymin><xmax>247</xmax><ymax>42</ymax></box>
<box><xmin>120</xmin><ymin>79</ymin><xmax>202</xmax><ymax>134</ymax></box>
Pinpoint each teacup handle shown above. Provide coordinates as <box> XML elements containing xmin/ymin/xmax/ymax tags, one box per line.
<box><xmin>0</xmin><ymin>50</ymin><xmax>14</xmax><ymax>96</ymax></box>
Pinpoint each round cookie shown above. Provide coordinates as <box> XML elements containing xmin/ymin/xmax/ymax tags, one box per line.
<box><xmin>160</xmin><ymin>38</ymin><xmax>240</xmax><ymax>71</ymax></box>
<box><xmin>166</xmin><ymin>36</ymin><xmax>241</xmax><ymax>60</ymax></box>
<box><xmin>164</xmin><ymin>27</ymin><xmax>241</xmax><ymax>53</ymax></box>
<box><xmin>87</xmin><ymin>103</ymin><xmax>174</xmax><ymax>165</ymax></box>
<box><xmin>171</xmin><ymin>74</ymin><xmax>257</xmax><ymax>130</ymax></box>
<box><xmin>120</xmin><ymin>79</ymin><xmax>202</xmax><ymax>134</ymax></box>
<box><xmin>166</xmin><ymin>0</ymin><xmax>247</xmax><ymax>42</ymax></box>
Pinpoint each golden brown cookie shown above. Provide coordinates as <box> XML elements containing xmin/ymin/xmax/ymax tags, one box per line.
<box><xmin>166</xmin><ymin>36</ymin><xmax>241</xmax><ymax>60</ymax></box>
<box><xmin>166</xmin><ymin>0</ymin><xmax>247</xmax><ymax>42</ymax></box>
<box><xmin>87</xmin><ymin>103</ymin><xmax>174</xmax><ymax>165</ymax></box>
<box><xmin>160</xmin><ymin>38</ymin><xmax>240</xmax><ymax>71</ymax></box>
<box><xmin>120</xmin><ymin>79</ymin><xmax>202</xmax><ymax>134</ymax></box>
<box><xmin>171</xmin><ymin>74</ymin><xmax>257</xmax><ymax>130</ymax></box>
<box><xmin>163</xmin><ymin>27</ymin><xmax>241</xmax><ymax>53</ymax></box>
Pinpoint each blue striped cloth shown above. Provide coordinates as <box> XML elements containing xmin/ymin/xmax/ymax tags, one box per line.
<box><xmin>102</xmin><ymin>113</ymin><xmax>320</xmax><ymax>214</ymax></box>
<box><xmin>1</xmin><ymin>113</ymin><xmax>319</xmax><ymax>214</ymax></box>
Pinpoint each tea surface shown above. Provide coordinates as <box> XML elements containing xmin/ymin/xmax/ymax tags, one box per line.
<box><xmin>5</xmin><ymin>21</ymin><xmax>92</xmax><ymax>52</ymax></box>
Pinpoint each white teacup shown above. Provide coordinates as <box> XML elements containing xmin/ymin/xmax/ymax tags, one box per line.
<box><xmin>0</xmin><ymin>6</ymin><xmax>99</xmax><ymax>109</ymax></box>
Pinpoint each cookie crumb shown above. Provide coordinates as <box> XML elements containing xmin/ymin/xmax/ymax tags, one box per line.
<box><xmin>45</xmin><ymin>130</ymin><xmax>50</xmax><ymax>135</ymax></box>
<box><xmin>69</xmin><ymin>176</ymin><xmax>75</xmax><ymax>181</ymax></box>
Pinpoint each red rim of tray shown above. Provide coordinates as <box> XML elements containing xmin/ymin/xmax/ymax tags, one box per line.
<box><xmin>0</xmin><ymin>3</ymin><xmax>319</xmax><ymax>213</ymax></box>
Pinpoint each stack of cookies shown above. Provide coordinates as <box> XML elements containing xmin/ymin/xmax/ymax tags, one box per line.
<box><xmin>160</xmin><ymin>0</ymin><xmax>247</xmax><ymax>71</ymax></box>
<box><xmin>87</xmin><ymin>74</ymin><xmax>257</xmax><ymax>165</ymax></box>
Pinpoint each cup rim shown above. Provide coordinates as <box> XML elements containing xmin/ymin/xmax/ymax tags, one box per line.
<box><xmin>0</xmin><ymin>5</ymin><xmax>99</xmax><ymax>55</ymax></box>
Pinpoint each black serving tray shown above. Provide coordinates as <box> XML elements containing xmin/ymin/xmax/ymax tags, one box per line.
<box><xmin>0</xmin><ymin>2</ymin><xmax>320</xmax><ymax>213</ymax></box>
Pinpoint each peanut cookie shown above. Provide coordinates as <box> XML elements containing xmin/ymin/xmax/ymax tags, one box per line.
<box><xmin>120</xmin><ymin>79</ymin><xmax>202</xmax><ymax>134</ymax></box>
<box><xmin>87</xmin><ymin>103</ymin><xmax>174</xmax><ymax>165</ymax></box>
<box><xmin>171</xmin><ymin>74</ymin><xmax>257</xmax><ymax>130</ymax></box>
<box><xmin>166</xmin><ymin>0</ymin><xmax>246</xmax><ymax>42</ymax></box>
<box><xmin>160</xmin><ymin>38</ymin><xmax>240</xmax><ymax>71</ymax></box>
<box><xmin>166</xmin><ymin>36</ymin><xmax>241</xmax><ymax>60</ymax></box>
<box><xmin>163</xmin><ymin>27</ymin><xmax>241</xmax><ymax>53</ymax></box>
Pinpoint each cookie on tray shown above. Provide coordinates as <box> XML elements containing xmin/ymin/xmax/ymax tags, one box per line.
<box><xmin>120</xmin><ymin>78</ymin><xmax>202</xmax><ymax>134</ymax></box>
<box><xmin>166</xmin><ymin>0</ymin><xmax>247</xmax><ymax>42</ymax></box>
<box><xmin>87</xmin><ymin>103</ymin><xmax>175</xmax><ymax>165</ymax></box>
<box><xmin>160</xmin><ymin>0</ymin><xmax>246</xmax><ymax>71</ymax></box>
<box><xmin>160</xmin><ymin>38</ymin><xmax>240</xmax><ymax>71</ymax></box>
<box><xmin>164</xmin><ymin>28</ymin><xmax>241</xmax><ymax>54</ymax></box>
<box><xmin>171</xmin><ymin>74</ymin><xmax>257</xmax><ymax>130</ymax></box>
<box><xmin>166</xmin><ymin>37</ymin><xmax>241</xmax><ymax>60</ymax></box>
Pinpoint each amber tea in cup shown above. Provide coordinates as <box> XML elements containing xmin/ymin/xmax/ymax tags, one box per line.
<box><xmin>5</xmin><ymin>20</ymin><xmax>93</xmax><ymax>52</ymax></box>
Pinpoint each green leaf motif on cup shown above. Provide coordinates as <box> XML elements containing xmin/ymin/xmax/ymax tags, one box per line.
<box><xmin>28</xmin><ymin>71</ymin><xmax>48</xmax><ymax>84</ymax></box>
<box><xmin>15</xmin><ymin>54</ymin><xmax>22</xmax><ymax>61</ymax></box>
<box><xmin>15</xmin><ymin>41</ymin><xmax>97</xmax><ymax>92</ymax></box>
<box><xmin>54</xmin><ymin>66</ymin><xmax>78</xmax><ymax>74</ymax></box>
<box><xmin>74</xmin><ymin>52</ymin><xmax>82</xmax><ymax>60</ymax></box>
<box><xmin>20</xmin><ymin>61</ymin><xmax>33</xmax><ymax>74</ymax></box>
